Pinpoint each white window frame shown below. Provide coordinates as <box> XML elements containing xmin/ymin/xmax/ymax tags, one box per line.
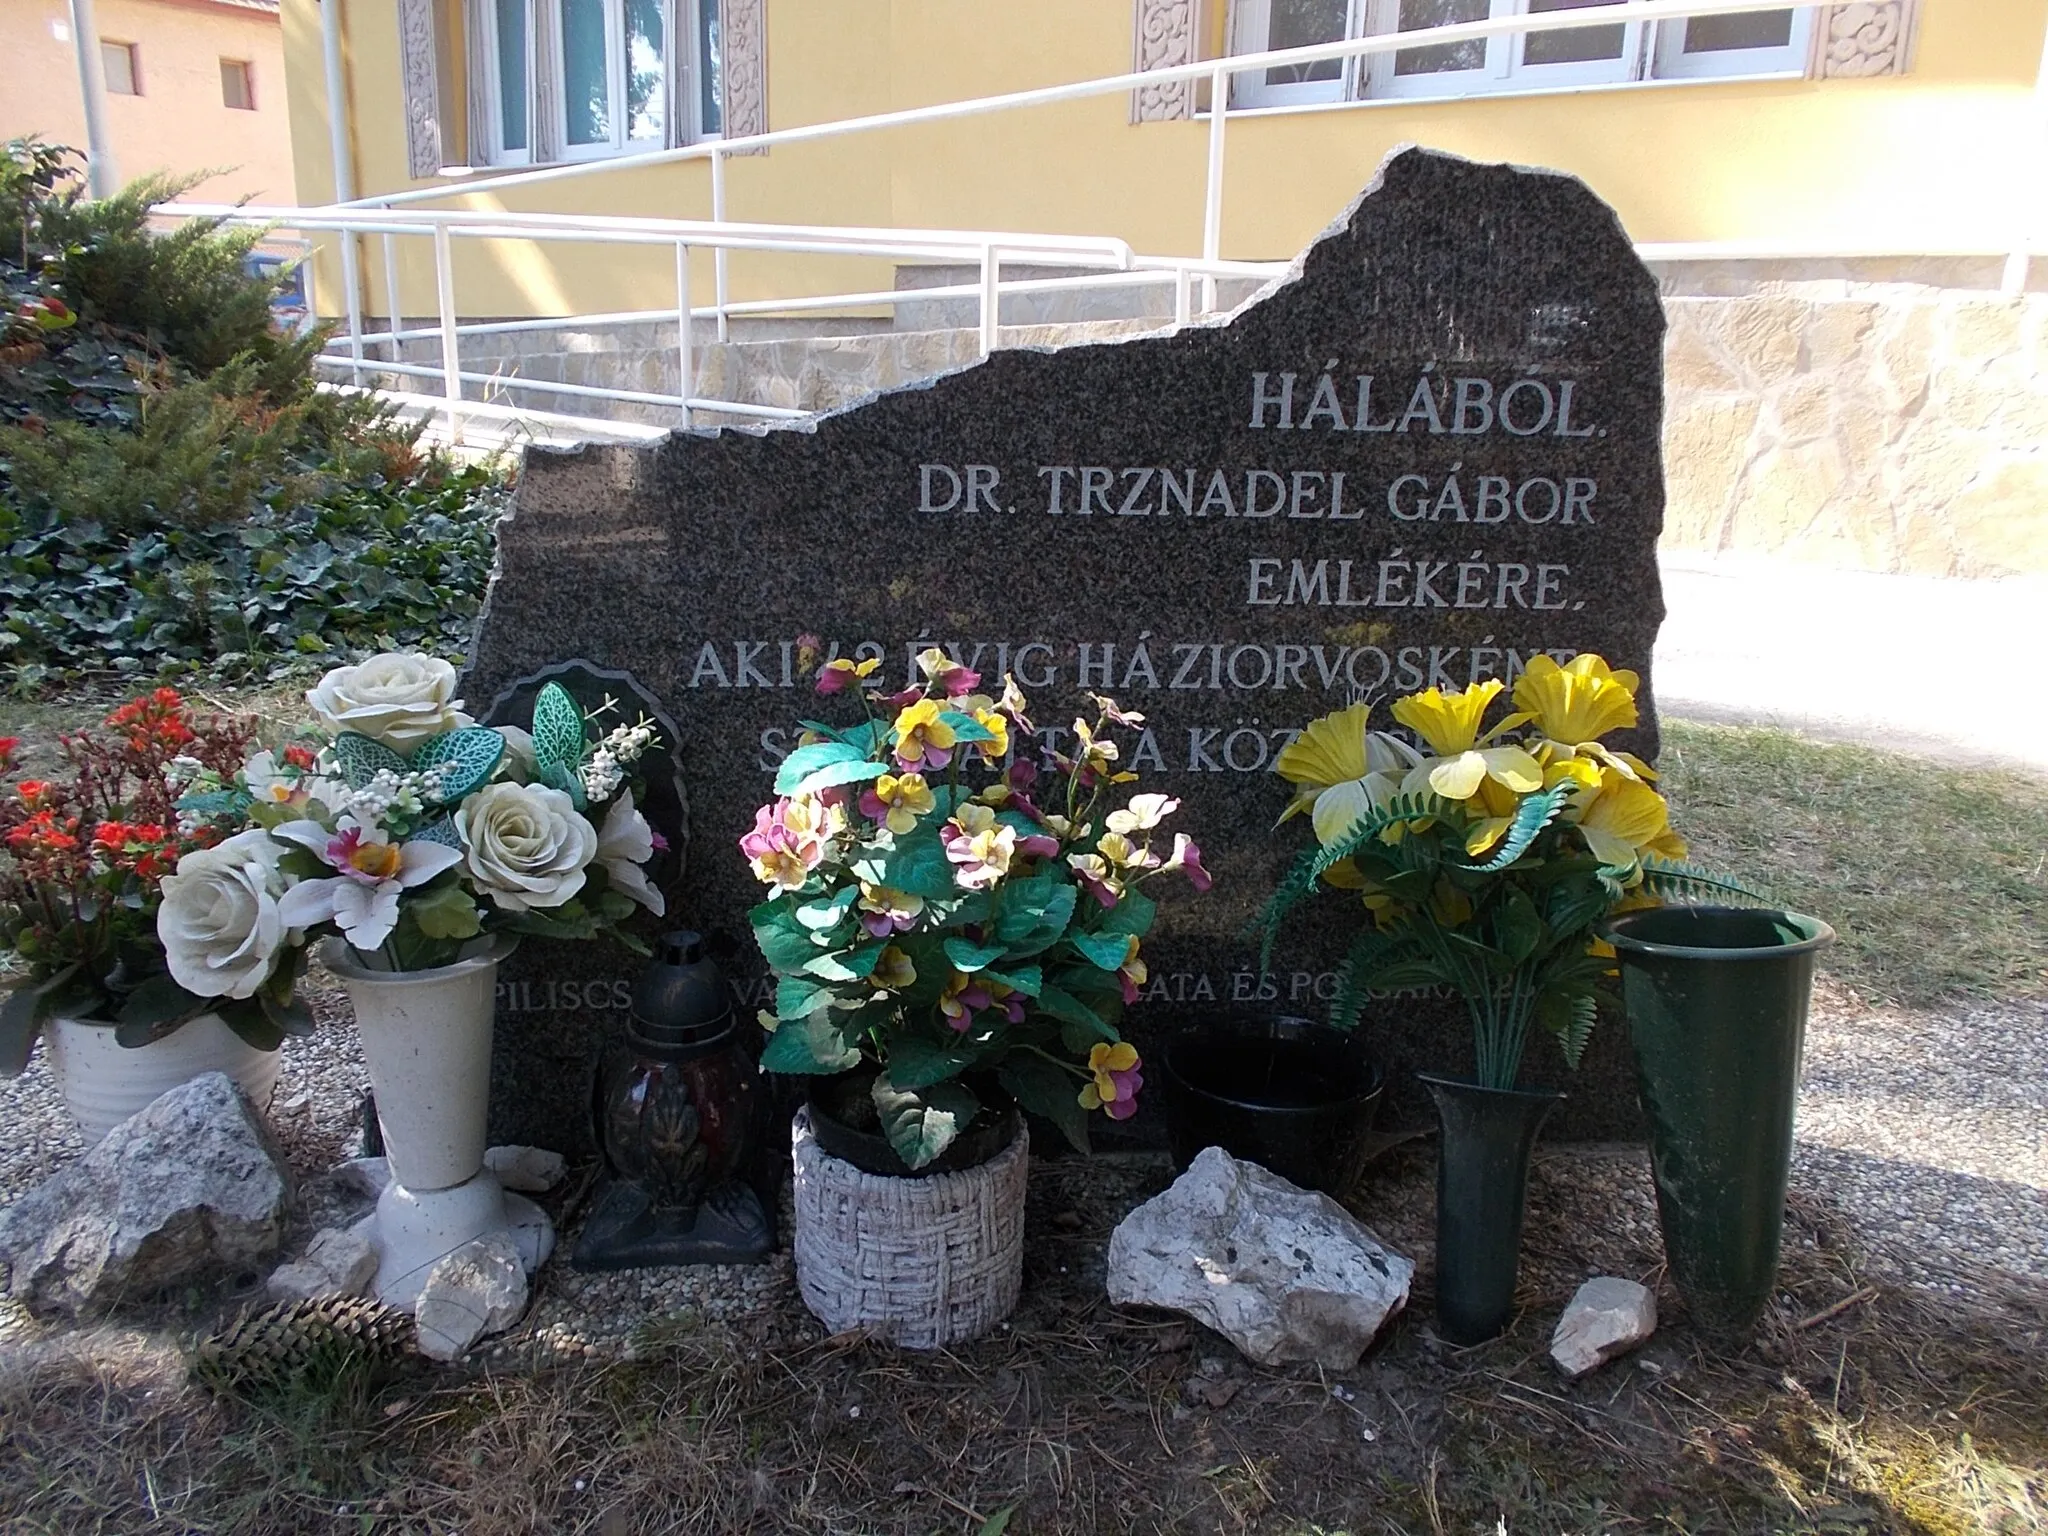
<box><xmin>1651</xmin><ymin>8</ymin><xmax>1813</xmax><ymax>79</ymax></box>
<box><xmin>555</xmin><ymin>0</ymin><xmax>674</xmax><ymax>161</ymax></box>
<box><xmin>1231</xmin><ymin>0</ymin><xmax>1364</xmax><ymax>109</ymax></box>
<box><xmin>475</xmin><ymin>0</ymin><xmax>533</xmax><ymax>166</ymax></box>
<box><xmin>1226</xmin><ymin>0</ymin><xmax>1817</xmax><ymax>108</ymax></box>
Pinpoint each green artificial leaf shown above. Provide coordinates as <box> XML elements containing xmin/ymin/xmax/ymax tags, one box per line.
<box><xmin>792</xmin><ymin>759</ymin><xmax>888</xmax><ymax>798</ymax></box>
<box><xmin>0</xmin><ymin>964</ymin><xmax>81</xmax><ymax>1075</ymax></box>
<box><xmin>175</xmin><ymin>787</ymin><xmax>254</xmax><ymax>819</ymax></box>
<box><xmin>872</xmin><ymin>1074</ymin><xmax>981</xmax><ymax>1170</ymax></box>
<box><xmin>795</xmin><ymin>886</ymin><xmax>858</xmax><ymax>933</ymax></box>
<box><xmin>752</xmin><ymin>898</ymin><xmax>825</xmax><ymax>970</ymax></box>
<box><xmin>1070</xmin><ymin>930</ymin><xmax>1137</xmax><ymax>972</ymax></box>
<box><xmin>114</xmin><ymin>974</ymin><xmax>212</xmax><ymax>1047</ymax></box>
<box><xmin>803</xmin><ymin>943</ymin><xmax>885</xmax><ymax>983</ymax></box>
<box><xmin>1494</xmin><ymin>887</ymin><xmax>1544</xmax><ymax>964</ymax></box>
<box><xmin>998</xmin><ymin>1055</ymin><xmax>1092</xmax><ymax>1155</ymax></box>
<box><xmin>935</xmin><ymin>710</ymin><xmax>996</xmax><ymax>744</ymax></box>
<box><xmin>226</xmin><ymin>999</ymin><xmax>290</xmax><ymax>1052</ymax></box>
<box><xmin>496</xmin><ymin>905</ymin><xmax>601</xmax><ymax>942</ymax></box>
<box><xmin>331</xmin><ymin>731</ymin><xmax>410</xmax><ymax>788</ymax></box>
<box><xmin>883</xmin><ymin>1033</ymin><xmax>978</xmax><ymax>1090</ymax></box>
<box><xmin>1033</xmin><ymin>982</ymin><xmax>1110</xmax><ymax>1041</ymax></box>
<box><xmin>978</xmin><ymin>963</ymin><xmax>1041</xmax><ymax>998</ymax></box>
<box><xmin>878</xmin><ymin>830</ymin><xmax>963</xmax><ymax>902</ymax></box>
<box><xmin>537</xmin><ymin>757</ymin><xmax>589</xmax><ymax>811</ymax></box>
<box><xmin>409</xmin><ymin>725</ymin><xmax>506</xmax><ymax>803</ymax></box>
<box><xmin>942</xmin><ymin>937</ymin><xmax>1004</xmax><ymax>973</ymax></box>
<box><xmin>774</xmin><ymin>741</ymin><xmax>867</xmax><ymax>796</ymax></box>
<box><xmin>759</xmin><ymin>1013</ymin><xmax>862</xmax><ymax>1074</ymax></box>
<box><xmin>530</xmin><ymin>682</ymin><xmax>587</xmax><ymax>774</ymax></box>
<box><xmin>410</xmin><ymin>883</ymin><xmax>484</xmax><ymax>941</ymax></box>
<box><xmin>1095</xmin><ymin>888</ymin><xmax>1157</xmax><ymax>938</ymax></box>
<box><xmin>995</xmin><ymin>880</ymin><xmax>1078</xmax><ymax>956</ymax></box>
<box><xmin>775</xmin><ymin>973</ymin><xmax>836</xmax><ymax>1020</ymax></box>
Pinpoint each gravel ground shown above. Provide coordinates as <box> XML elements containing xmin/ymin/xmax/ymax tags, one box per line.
<box><xmin>1</xmin><ymin>977</ymin><xmax>2042</xmax><ymax>1358</ymax></box>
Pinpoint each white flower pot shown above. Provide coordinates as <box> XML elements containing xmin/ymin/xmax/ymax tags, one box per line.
<box><xmin>325</xmin><ymin>936</ymin><xmax>516</xmax><ymax>1193</ymax></box>
<box><xmin>45</xmin><ymin>1013</ymin><xmax>282</xmax><ymax>1146</ymax></box>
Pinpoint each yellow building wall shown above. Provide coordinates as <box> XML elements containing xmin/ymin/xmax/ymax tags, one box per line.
<box><xmin>283</xmin><ymin>0</ymin><xmax>2048</xmax><ymax>320</ymax></box>
<box><xmin>2</xmin><ymin>0</ymin><xmax>296</xmax><ymax>204</ymax></box>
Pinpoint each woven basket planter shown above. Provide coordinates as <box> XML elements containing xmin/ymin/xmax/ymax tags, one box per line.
<box><xmin>791</xmin><ymin>1105</ymin><xmax>1028</xmax><ymax>1348</ymax></box>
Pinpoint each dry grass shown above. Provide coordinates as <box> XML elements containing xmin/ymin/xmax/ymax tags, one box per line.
<box><xmin>4</xmin><ymin>1148</ymin><xmax>2044</xmax><ymax>1536</ymax></box>
<box><xmin>1660</xmin><ymin>721</ymin><xmax>2048</xmax><ymax>1006</ymax></box>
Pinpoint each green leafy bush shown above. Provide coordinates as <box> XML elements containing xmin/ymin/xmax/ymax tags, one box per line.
<box><xmin>0</xmin><ymin>138</ymin><xmax>510</xmax><ymax>688</ymax></box>
<box><xmin>0</xmin><ymin>465</ymin><xmax>507</xmax><ymax>685</ymax></box>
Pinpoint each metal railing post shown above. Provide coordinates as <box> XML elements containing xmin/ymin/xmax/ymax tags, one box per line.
<box><xmin>381</xmin><ymin>232</ymin><xmax>403</xmax><ymax>358</ymax></box>
<box><xmin>1174</xmin><ymin>266</ymin><xmax>1193</xmax><ymax>327</ymax></box>
<box><xmin>675</xmin><ymin>240</ymin><xmax>695</xmax><ymax>428</ymax></box>
<box><xmin>1202</xmin><ymin>64</ymin><xmax>1228</xmax><ymax>316</ymax></box>
<box><xmin>710</xmin><ymin>147</ymin><xmax>730</xmax><ymax>341</ymax></box>
<box><xmin>432</xmin><ymin>220</ymin><xmax>462</xmax><ymax>443</ymax></box>
<box><xmin>979</xmin><ymin>243</ymin><xmax>1000</xmax><ymax>355</ymax></box>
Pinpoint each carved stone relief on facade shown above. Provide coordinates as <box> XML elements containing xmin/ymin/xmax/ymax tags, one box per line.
<box><xmin>1813</xmin><ymin>2</ymin><xmax>1919</xmax><ymax>78</ymax></box>
<box><xmin>398</xmin><ymin>0</ymin><xmax>444</xmax><ymax>179</ymax></box>
<box><xmin>723</xmin><ymin>0</ymin><xmax>769</xmax><ymax>153</ymax></box>
<box><xmin>1131</xmin><ymin>0</ymin><xmax>1199</xmax><ymax>123</ymax></box>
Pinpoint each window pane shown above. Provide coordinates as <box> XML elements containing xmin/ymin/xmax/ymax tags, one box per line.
<box><xmin>699</xmin><ymin>0</ymin><xmax>722</xmax><ymax>136</ymax></box>
<box><xmin>1393</xmin><ymin>0</ymin><xmax>1488</xmax><ymax>77</ymax></box>
<box><xmin>100</xmin><ymin>41</ymin><xmax>138</xmax><ymax>95</ymax></box>
<box><xmin>1683</xmin><ymin>10</ymin><xmax>1793</xmax><ymax>52</ymax></box>
<box><xmin>563</xmin><ymin>0</ymin><xmax>611</xmax><ymax>146</ymax></box>
<box><xmin>1523</xmin><ymin>0</ymin><xmax>1626</xmax><ymax>66</ymax></box>
<box><xmin>495</xmin><ymin>0</ymin><xmax>528</xmax><ymax>151</ymax></box>
<box><xmin>220</xmin><ymin>59</ymin><xmax>254</xmax><ymax>110</ymax></box>
<box><xmin>625</xmin><ymin>0</ymin><xmax>664</xmax><ymax>141</ymax></box>
<box><xmin>1264</xmin><ymin>0</ymin><xmax>1347</xmax><ymax>87</ymax></box>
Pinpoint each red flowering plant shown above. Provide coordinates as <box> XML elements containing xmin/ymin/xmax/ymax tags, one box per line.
<box><xmin>0</xmin><ymin>689</ymin><xmax>306</xmax><ymax>1075</ymax></box>
<box><xmin>746</xmin><ymin>647</ymin><xmax>1212</xmax><ymax>1170</ymax></box>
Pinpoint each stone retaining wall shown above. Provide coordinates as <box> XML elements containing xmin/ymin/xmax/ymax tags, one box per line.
<box><xmin>1662</xmin><ymin>293</ymin><xmax>2048</xmax><ymax>577</ymax></box>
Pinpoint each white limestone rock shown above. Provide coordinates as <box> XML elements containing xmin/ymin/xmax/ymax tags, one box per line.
<box><xmin>0</xmin><ymin>1072</ymin><xmax>290</xmax><ymax>1315</ymax></box>
<box><xmin>1105</xmin><ymin>1147</ymin><xmax>1413</xmax><ymax>1368</ymax></box>
<box><xmin>483</xmin><ymin>1145</ymin><xmax>566</xmax><ymax>1193</ymax></box>
<box><xmin>266</xmin><ymin>1226</ymin><xmax>379</xmax><ymax>1303</ymax></box>
<box><xmin>413</xmin><ymin>1231</ymin><xmax>528</xmax><ymax>1361</ymax></box>
<box><xmin>1551</xmin><ymin>1277</ymin><xmax>1658</xmax><ymax>1377</ymax></box>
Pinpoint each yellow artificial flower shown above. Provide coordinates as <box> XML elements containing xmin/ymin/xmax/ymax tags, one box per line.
<box><xmin>1391</xmin><ymin>680</ymin><xmax>1542</xmax><ymax>803</ymax></box>
<box><xmin>1570</xmin><ymin>766</ymin><xmax>1687</xmax><ymax>873</ymax></box>
<box><xmin>1512</xmin><ymin>654</ymin><xmax>1638</xmax><ymax>745</ymax></box>
<box><xmin>857</xmin><ymin>881</ymin><xmax>924</xmax><ymax>933</ymax></box>
<box><xmin>1079</xmin><ymin>1041</ymin><xmax>1141</xmax><ymax>1115</ymax></box>
<box><xmin>1071</xmin><ymin>716</ymin><xmax>1120</xmax><ymax>776</ymax></box>
<box><xmin>1275</xmin><ymin>701</ymin><xmax>1422</xmax><ymax>842</ymax></box>
<box><xmin>868</xmin><ymin>945</ymin><xmax>917</xmax><ymax>991</ymax></box>
<box><xmin>867</xmin><ymin>771</ymin><xmax>935</xmax><ymax>834</ymax></box>
<box><xmin>972</xmin><ymin>705</ymin><xmax>1010</xmax><ymax>760</ymax></box>
<box><xmin>892</xmin><ymin>699</ymin><xmax>957</xmax><ymax>768</ymax></box>
<box><xmin>1096</xmin><ymin>830</ymin><xmax>1158</xmax><ymax>871</ymax></box>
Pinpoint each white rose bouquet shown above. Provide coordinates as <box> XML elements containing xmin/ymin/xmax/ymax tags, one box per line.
<box><xmin>157</xmin><ymin>653</ymin><xmax>669</xmax><ymax>988</ymax></box>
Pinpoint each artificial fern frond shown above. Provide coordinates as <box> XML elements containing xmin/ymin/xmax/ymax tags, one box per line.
<box><xmin>1639</xmin><ymin>858</ymin><xmax>1775</xmax><ymax>907</ymax></box>
<box><xmin>1462</xmin><ymin>784</ymin><xmax>1572</xmax><ymax>874</ymax></box>
<box><xmin>1253</xmin><ymin>792</ymin><xmax>1454</xmax><ymax>968</ymax></box>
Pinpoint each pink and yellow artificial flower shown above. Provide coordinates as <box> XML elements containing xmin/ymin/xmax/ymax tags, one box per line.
<box><xmin>867</xmin><ymin>944</ymin><xmax>917</xmax><ymax>992</ymax></box>
<box><xmin>941</xmin><ymin>802</ymin><xmax>1017</xmax><ymax>891</ymax></box>
<box><xmin>860</xmin><ymin>771</ymin><xmax>935</xmax><ymax>834</ymax></box>
<box><xmin>891</xmin><ymin>699</ymin><xmax>958</xmax><ymax>771</ymax></box>
<box><xmin>815</xmin><ymin>655</ymin><xmax>880</xmax><ymax>696</ymax></box>
<box><xmin>1079</xmin><ymin>1041</ymin><xmax>1143</xmax><ymax>1120</ymax></box>
<box><xmin>857</xmin><ymin>881</ymin><xmax>924</xmax><ymax>937</ymax></box>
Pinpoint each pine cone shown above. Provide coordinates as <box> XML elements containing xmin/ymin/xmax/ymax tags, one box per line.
<box><xmin>192</xmin><ymin>1294</ymin><xmax>415</xmax><ymax>1394</ymax></box>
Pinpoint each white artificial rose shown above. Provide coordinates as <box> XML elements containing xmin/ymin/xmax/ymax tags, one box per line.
<box><xmin>157</xmin><ymin>829</ymin><xmax>291</xmax><ymax>999</ymax></box>
<box><xmin>306</xmin><ymin>652</ymin><xmax>469</xmax><ymax>753</ymax></box>
<box><xmin>457</xmin><ymin>782</ymin><xmax>598</xmax><ymax>913</ymax></box>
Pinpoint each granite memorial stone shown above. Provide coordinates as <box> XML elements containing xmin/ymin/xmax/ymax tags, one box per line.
<box><xmin>466</xmin><ymin>147</ymin><xmax>1669</xmax><ymax>1148</ymax></box>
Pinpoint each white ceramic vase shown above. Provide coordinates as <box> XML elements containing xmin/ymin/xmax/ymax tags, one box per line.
<box><xmin>45</xmin><ymin>1013</ymin><xmax>282</xmax><ymax>1146</ymax></box>
<box><xmin>324</xmin><ymin>935</ymin><xmax>515</xmax><ymax>1192</ymax></box>
<box><xmin>325</xmin><ymin>935</ymin><xmax>551</xmax><ymax>1311</ymax></box>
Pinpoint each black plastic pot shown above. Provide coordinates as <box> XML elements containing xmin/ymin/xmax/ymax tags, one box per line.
<box><xmin>1606</xmin><ymin>906</ymin><xmax>1834</xmax><ymax>1340</ymax></box>
<box><xmin>1160</xmin><ymin>1016</ymin><xmax>1384</xmax><ymax>1196</ymax></box>
<box><xmin>1420</xmin><ymin>1072</ymin><xmax>1563</xmax><ymax>1346</ymax></box>
<box><xmin>806</xmin><ymin>1071</ymin><xmax>1020</xmax><ymax>1178</ymax></box>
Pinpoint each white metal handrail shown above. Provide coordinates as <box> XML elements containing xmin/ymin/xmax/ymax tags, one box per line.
<box><xmin>157</xmin><ymin>0</ymin><xmax>2042</xmax><ymax>445</ymax></box>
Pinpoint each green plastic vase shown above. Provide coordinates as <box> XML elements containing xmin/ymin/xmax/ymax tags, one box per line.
<box><xmin>1606</xmin><ymin>906</ymin><xmax>1834</xmax><ymax>1340</ymax></box>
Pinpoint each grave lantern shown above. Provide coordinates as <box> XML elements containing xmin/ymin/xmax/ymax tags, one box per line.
<box><xmin>572</xmin><ymin>930</ymin><xmax>775</xmax><ymax>1268</ymax></box>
